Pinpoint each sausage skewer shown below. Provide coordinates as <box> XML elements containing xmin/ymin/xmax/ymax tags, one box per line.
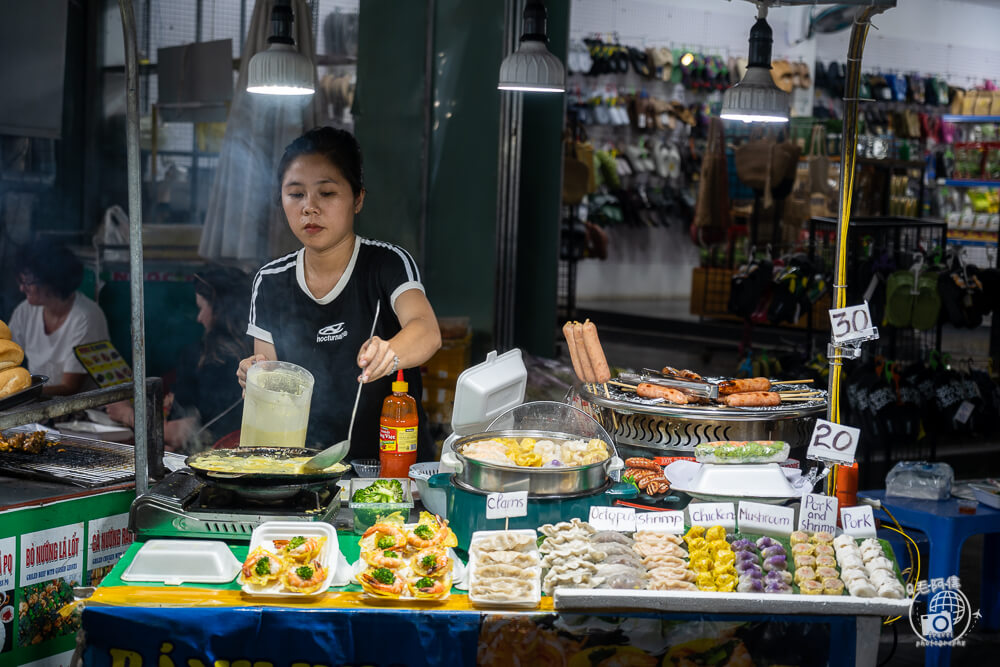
<box><xmin>637</xmin><ymin>382</ymin><xmax>693</xmax><ymax>404</ymax></box>
<box><xmin>722</xmin><ymin>391</ymin><xmax>781</xmax><ymax>407</ymax></box>
<box><xmin>582</xmin><ymin>320</ymin><xmax>611</xmax><ymax>384</ymax></box>
<box><xmin>561</xmin><ymin>321</ymin><xmax>586</xmax><ymax>383</ymax></box>
<box><xmin>572</xmin><ymin>322</ymin><xmax>597</xmax><ymax>386</ymax></box>
<box><xmin>717</xmin><ymin>377</ymin><xmax>771</xmax><ymax>396</ymax></box>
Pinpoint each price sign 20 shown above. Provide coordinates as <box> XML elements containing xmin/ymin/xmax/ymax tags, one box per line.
<box><xmin>806</xmin><ymin>418</ymin><xmax>860</xmax><ymax>465</ymax></box>
<box><xmin>828</xmin><ymin>302</ymin><xmax>879</xmax><ymax>344</ymax></box>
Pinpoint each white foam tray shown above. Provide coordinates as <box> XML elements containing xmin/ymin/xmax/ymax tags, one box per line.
<box><xmin>240</xmin><ymin>521</ymin><xmax>337</xmax><ymax>598</ymax></box>
<box><xmin>467</xmin><ymin>529</ymin><xmax>541</xmax><ymax>609</ymax></box>
<box><xmin>121</xmin><ymin>540</ymin><xmax>241</xmax><ymax>586</ymax></box>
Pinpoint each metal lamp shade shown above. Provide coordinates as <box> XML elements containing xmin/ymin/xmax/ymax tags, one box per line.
<box><xmin>498</xmin><ymin>40</ymin><xmax>565</xmax><ymax>93</ymax></box>
<box><xmin>720</xmin><ymin>66</ymin><xmax>790</xmax><ymax>123</ymax></box>
<box><xmin>247</xmin><ymin>43</ymin><xmax>315</xmax><ymax>95</ymax></box>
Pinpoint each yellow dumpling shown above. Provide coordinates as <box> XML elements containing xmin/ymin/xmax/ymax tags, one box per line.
<box><xmin>695</xmin><ymin>571</ymin><xmax>715</xmax><ymax>587</ymax></box>
<box><xmin>684</xmin><ymin>526</ymin><xmax>706</xmax><ymax>543</ymax></box>
<box><xmin>705</xmin><ymin>526</ymin><xmax>727</xmax><ymax>542</ymax></box>
<box><xmin>706</xmin><ymin>539</ymin><xmax>731</xmax><ymax>557</ymax></box>
<box><xmin>686</xmin><ymin>537</ymin><xmax>707</xmax><ymax>553</ymax></box>
<box><xmin>715</xmin><ymin>549</ymin><xmax>736</xmax><ymax>566</ymax></box>
<box><xmin>691</xmin><ymin>556</ymin><xmax>714</xmax><ymax>572</ymax></box>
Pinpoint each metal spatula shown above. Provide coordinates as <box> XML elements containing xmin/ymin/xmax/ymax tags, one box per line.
<box><xmin>304</xmin><ymin>300</ymin><xmax>381</xmax><ymax>471</ymax></box>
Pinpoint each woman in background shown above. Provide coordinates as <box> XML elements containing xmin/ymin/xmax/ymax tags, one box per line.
<box><xmin>9</xmin><ymin>243</ymin><xmax>110</xmax><ymax>396</ymax></box>
<box><xmin>108</xmin><ymin>267</ymin><xmax>251</xmax><ymax>451</ymax></box>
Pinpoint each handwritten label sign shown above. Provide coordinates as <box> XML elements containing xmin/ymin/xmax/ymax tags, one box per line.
<box><xmin>589</xmin><ymin>506</ymin><xmax>636</xmax><ymax>532</ymax></box>
<box><xmin>0</xmin><ymin>536</ymin><xmax>14</xmax><ymax>590</ymax></box>
<box><xmin>841</xmin><ymin>505</ymin><xmax>877</xmax><ymax>538</ymax></box>
<box><xmin>485</xmin><ymin>491</ymin><xmax>528</xmax><ymax>519</ymax></box>
<box><xmin>20</xmin><ymin>522</ymin><xmax>84</xmax><ymax>587</ymax></box>
<box><xmin>798</xmin><ymin>493</ymin><xmax>839</xmax><ymax>534</ymax></box>
<box><xmin>806</xmin><ymin>419</ymin><xmax>861</xmax><ymax>465</ymax></box>
<box><xmin>738</xmin><ymin>501</ymin><xmax>795</xmax><ymax>536</ymax></box>
<box><xmin>687</xmin><ymin>503</ymin><xmax>737</xmax><ymax>531</ymax></box>
<box><xmin>635</xmin><ymin>510</ymin><xmax>685</xmax><ymax>533</ymax></box>
<box><xmin>829</xmin><ymin>302</ymin><xmax>879</xmax><ymax>344</ymax></box>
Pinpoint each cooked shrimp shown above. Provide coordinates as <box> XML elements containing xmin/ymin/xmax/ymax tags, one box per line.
<box><xmin>362</xmin><ymin>523</ymin><xmax>407</xmax><ymax>552</ymax></box>
<box><xmin>241</xmin><ymin>547</ymin><xmax>283</xmax><ymax>584</ymax></box>
<box><xmin>275</xmin><ymin>536</ymin><xmax>323</xmax><ymax>562</ymax></box>
<box><xmin>411</xmin><ymin>547</ymin><xmax>451</xmax><ymax>577</ymax></box>
<box><xmin>362</xmin><ymin>547</ymin><xmax>407</xmax><ymax>569</ymax></box>
<box><xmin>281</xmin><ymin>559</ymin><xmax>327</xmax><ymax>594</ymax></box>
<box><xmin>358</xmin><ymin>567</ymin><xmax>406</xmax><ymax>597</ymax></box>
<box><xmin>407</xmin><ymin>575</ymin><xmax>448</xmax><ymax>598</ymax></box>
<box><xmin>407</xmin><ymin>516</ymin><xmax>453</xmax><ymax>549</ymax></box>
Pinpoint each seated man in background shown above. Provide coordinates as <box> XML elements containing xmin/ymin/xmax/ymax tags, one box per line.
<box><xmin>9</xmin><ymin>242</ymin><xmax>110</xmax><ymax>396</ymax></box>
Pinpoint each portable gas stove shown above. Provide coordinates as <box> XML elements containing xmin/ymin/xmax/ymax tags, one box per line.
<box><xmin>129</xmin><ymin>469</ymin><xmax>341</xmax><ymax>540</ymax></box>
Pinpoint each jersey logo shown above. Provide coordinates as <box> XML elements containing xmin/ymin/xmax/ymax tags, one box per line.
<box><xmin>317</xmin><ymin>322</ymin><xmax>348</xmax><ymax>342</ymax></box>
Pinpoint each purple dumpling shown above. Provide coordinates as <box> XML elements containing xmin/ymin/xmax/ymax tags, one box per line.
<box><xmin>756</xmin><ymin>536</ymin><xmax>777</xmax><ymax>550</ymax></box>
<box><xmin>765</xmin><ymin>569</ymin><xmax>793</xmax><ymax>585</ymax></box>
<box><xmin>764</xmin><ymin>581</ymin><xmax>792</xmax><ymax>594</ymax></box>
<box><xmin>738</xmin><ymin>578</ymin><xmax>765</xmax><ymax>593</ymax></box>
<box><xmin>762</xmin><ymin>554</ymin><xmax>787</xmax><ymax>572</ymax></box>
<box><xmin>731</xmin><ymin>539</ymin><xmax>755</xmax><ymax>552</ymax></box>
<box><xmin>761</xmin><ymin>545</ymin><xmax>786</xmax><ymax>559</ymax></box>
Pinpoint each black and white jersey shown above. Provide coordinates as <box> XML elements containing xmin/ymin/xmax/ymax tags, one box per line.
<box><xmin>248</xmin><ymin>236</ymin><xmax>430</xmax><ymax>459</ymax></box>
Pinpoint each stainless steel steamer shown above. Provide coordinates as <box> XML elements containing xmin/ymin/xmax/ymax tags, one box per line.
<box><xmin>574</xmin><ymin>384</ymin><xmax>827</xmax><ymax>459</ymax></box>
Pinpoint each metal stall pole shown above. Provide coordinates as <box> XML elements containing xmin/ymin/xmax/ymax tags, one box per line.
<box><xmin>825</xmin><ymin>4</ymin><xmax>890</xmax><ymax>496</ymax></box>
<box><xmin>118</xmin><ymin>0</ymin><xmax>149</xmax><ymax>495</ymax></box>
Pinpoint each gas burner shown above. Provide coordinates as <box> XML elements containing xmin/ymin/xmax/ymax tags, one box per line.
<box><xmin>129</xmin><ymin>469</ymin><xmax>342</xmax><ymax>540</ymax></box>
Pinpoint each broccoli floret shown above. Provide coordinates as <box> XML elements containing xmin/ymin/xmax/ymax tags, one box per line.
<box><xmin>376</xmin><ymin>535</ymin><xmax>397</xmax><ymax>549</ymax></box>
<box><xmin>351</xmin><ymin>479</ymin><xmax>405</xmax><ymax>503</ymax></box>
<box><xmin>413</xmin><ymin>524</ymin><xmax>434</xmax><ymax>540</ymax></box>
<box><xmin>254</xmin><ymin>558</ymin><xmax>271</xmax><ymax>576</ymax></box>
<box><xmin>415</xmin><ymin>576</ymin><xmax>435</xmax><ymax>589</ymax></box>
<box><xmin>371</xmin><ymin>567</ymin><xmax>396</xmax><ymax>585</ymax></box>
<box><xmin>420</xmin><ymin>554</ymin><xmax>437</xmax><ymax>570</ymax></box>
<box><xmin>295</xmin><ymin>565</ymin><xmax>314</xmax><ymax>579</ymax></box>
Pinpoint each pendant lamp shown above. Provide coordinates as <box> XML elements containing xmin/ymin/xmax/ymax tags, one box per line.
<box><xmin>247</xmin><ymin>0</ymin><xmax>315</xmax><ymax>95</ymax></box>
<box><xmin>721</xmin><ymin>5</ymin><xmax>789</xmax><ymax>123</ymax></box>
<box><xmin>498</xmin><ymin>0</ymin><xmax>565</xmax><ymax>93</ymax></box>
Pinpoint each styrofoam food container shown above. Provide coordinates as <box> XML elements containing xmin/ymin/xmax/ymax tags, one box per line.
<box><xmin>673</xmin><ymin>463</ymin><xmax>797</xmax><ymax>502</ymax></box>
<box><xmin>971</xmin><ymin>484</ymin><xmax>1000</xmax><ymax>510</ymax></box>
<box><xmin>467</xmin><ymin>529</ymin><xmax>541</xmax><ymax>609</ymax></box>
<box><xmin>121</xmin><ymin>540</ymin><xmax>241</xmax><ymax>586</ymax></box>
<box><xmin>409</xmin><ymin>462</ymin><xmax>448</xmax><ymax>519</ymax></box>
<box><xmin>351</xmin><ymin>546</ymin><xmax>465</xmax><ymax>599</ymax></box>
<box><xmin>240</xmin><ymin>520</ymin><xmax>337</xmax><ymax>598</ymax></box>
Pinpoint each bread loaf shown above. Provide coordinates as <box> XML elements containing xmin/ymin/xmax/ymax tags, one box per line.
<box><xmin>0</xmin><ymin>340</ymin><xmax>24</xmax><ymax>370</ymax></box>
<box><xmin>0</xmin><ymin>366</ymin><xmax>30</xmax><ymax>398</ymax></box>
<box><xmin>0</xmin><ymin>319</ymin><xmax>10</xmax><ymax>340</ymax></box>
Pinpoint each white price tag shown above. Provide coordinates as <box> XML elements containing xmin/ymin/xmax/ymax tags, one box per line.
<box><xmin>634</xmin><ymin>510</ymin><xmax>685</xmax><ymax>533</ymax></box>
<box><xmin>828</xmin><ymin>302</ymin><xmax>879</xmax><ymax>344</ymax></box>
<box><xmin>954</xmin><ymin>400</ymin><xmax>975</xmax><ymax>424</ymax></box>
<box><xmin>806</xmin><ymin>419</ymin><xmax>861</xmax><ymax>465</ymax></box>
<box><xmin>738</xmin><ymin>501</ymin><xmax>795</xmax><ymax>536</ymax></box>
<box><xmin>687</xmin><ymin>503</ymin><xmax>737</xmax><ymax>531</ymax></box>
<box><xmin>797</xmin><ymin>493</ymin><xmax>839</xmax><ymax>534</ymax></box>
<box><xmin>589</xmin><ymin>506</ymin><xmax>636</xmax><ymax>532</ymax></box>
<box><xmin>840</xmin><ymin>506</ymin><xmax>877</xmax><ymax>538</ymax></box>
<box><xmin>485</xmin><ymin>491</ymin><xmax>528</xmax><ymax>519</ymax></box>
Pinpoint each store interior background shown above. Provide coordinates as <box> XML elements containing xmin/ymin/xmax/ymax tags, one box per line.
<box><xmin>2</xmin><ymin>0</ymin><xmax>1000</xmax><ymax>480</ymax></box>
<box><xmin>1</xmin><ymin>2</ymin><xmax>999</xmax><ymax>662</ymax></box>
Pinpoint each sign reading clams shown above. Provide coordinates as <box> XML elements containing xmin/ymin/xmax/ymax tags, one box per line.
<box><xmin>798</xmin><ymin>493</ymin><xmax>838</xmax><ymax>534</ymax></box>
<box><xmin>738</xmin><ymin>501</ymin><xmax>795</xmax><ymax>536</ymax></box>
<box><xmin>687</xmin><ymin>502</ymin><xmax>737</xmax><ymax>531</ymax></box>
<box><xmin>485</xmin><ymin>491</ymin><xmax>528</xmax><ymax>520</ymax></box>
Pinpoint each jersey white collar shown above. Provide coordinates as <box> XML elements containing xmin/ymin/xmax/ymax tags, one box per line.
<box><xmin>295</xmin><ymin>236</ymin><xmax>362</xmax><ymax>305</ymax></box>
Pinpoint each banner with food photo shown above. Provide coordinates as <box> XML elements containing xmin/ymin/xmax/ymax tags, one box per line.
<box><xmin>0</xmin><ymin>536</ymin><xmax>14</xmax><ymax>655</ymax></box>
<box><xmin>86</xmin><ymin>514</ymin><xmax>133</xmax><ymax>587</ymax></box>
<box><xmin>18</xmin><ymin>523</ymin><xmax>83</xmax><ymax>648</ymax></box>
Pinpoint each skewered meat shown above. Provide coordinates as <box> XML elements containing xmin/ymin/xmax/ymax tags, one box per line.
<box><xmin>637</xmin><ymin>383</ymin><xmax>691</xmax><ymax>404</ymax></box>
<box><xmin>723</xmin><ymin>391</ymin><xmax>781</xmax><ymax>407</ymax></box>
<box><xmin>717</xmin><ymin>377</ymin><xmax>771</xmax><ymax>395</ymax></box>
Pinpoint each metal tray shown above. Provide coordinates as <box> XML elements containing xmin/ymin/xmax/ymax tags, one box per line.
<box><xmin>0</xmin><ymin>375</ymin><xmax>48</xmax><ymax>411</ymax></box>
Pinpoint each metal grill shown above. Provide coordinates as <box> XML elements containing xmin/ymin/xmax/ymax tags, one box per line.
<box><xmin>0</xmin><ymin>433</ymin><xmax>134</xmax><ymax>487</ymax></box>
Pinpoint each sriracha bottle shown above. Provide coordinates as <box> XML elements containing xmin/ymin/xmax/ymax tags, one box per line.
<box><xmin>379</xmin><ymin>369</ymin><xmax>419</xmax><ymax>478</ymax></box>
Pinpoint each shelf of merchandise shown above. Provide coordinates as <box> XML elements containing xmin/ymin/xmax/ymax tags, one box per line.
<box><xmin>942</xmin><ymin>114</ymin><xmax>1000</xmax><ymax>123</ymax></box>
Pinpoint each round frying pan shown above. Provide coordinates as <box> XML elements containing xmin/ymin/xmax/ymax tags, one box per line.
<box><xmin>185</xmin><ymin>447</ymin><xmax>350</xmax><ymax>485</ymax></box>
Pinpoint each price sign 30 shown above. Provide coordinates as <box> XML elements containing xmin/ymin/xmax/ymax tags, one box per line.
<box><xmin>828</xmin><ymin>302</ymin><xmax>879</xmax><ymax>345</ymax></box>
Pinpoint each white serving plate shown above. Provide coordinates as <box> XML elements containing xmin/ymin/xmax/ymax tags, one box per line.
<box><xmin>121</xmin><ymin>540</ymin><xmax>241</xmax><ymax>586</ymax></box>
<box><xmin>671</xmin><ymin>463</ymin><xmax>798</xmax><ymax>504</ymax></box>
<box><xmin>971</xmin><ymin>483</ymin><xmax>1000</xmax><ymax>510</ymax></box>
<box><xmin>240</xmin><ymin>521</ymin><xmax>337</xmax><ymax>598</ymax></box>
<box><xmin>467</xmin><ymin>529</ymin><xmax>541</xmax><ymax>609</ymax></box>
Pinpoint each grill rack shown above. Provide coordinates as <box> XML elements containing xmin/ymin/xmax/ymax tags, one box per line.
<box><xmin>0</xmin><ymin>430</ymin><xmax>134</xmax><ymax>487</ymax></box>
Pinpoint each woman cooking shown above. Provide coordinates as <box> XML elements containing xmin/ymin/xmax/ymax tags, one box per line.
<box><xmin>237</xmin><ymin>127</ymin><xmax>441</xmax><ymax>461</ymax></box>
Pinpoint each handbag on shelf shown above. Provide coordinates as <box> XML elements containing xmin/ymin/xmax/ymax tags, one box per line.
<box><xmin>691</xmin><ymin>117</ymin><xmax>731</xmax><ymax>244</ymax></box>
